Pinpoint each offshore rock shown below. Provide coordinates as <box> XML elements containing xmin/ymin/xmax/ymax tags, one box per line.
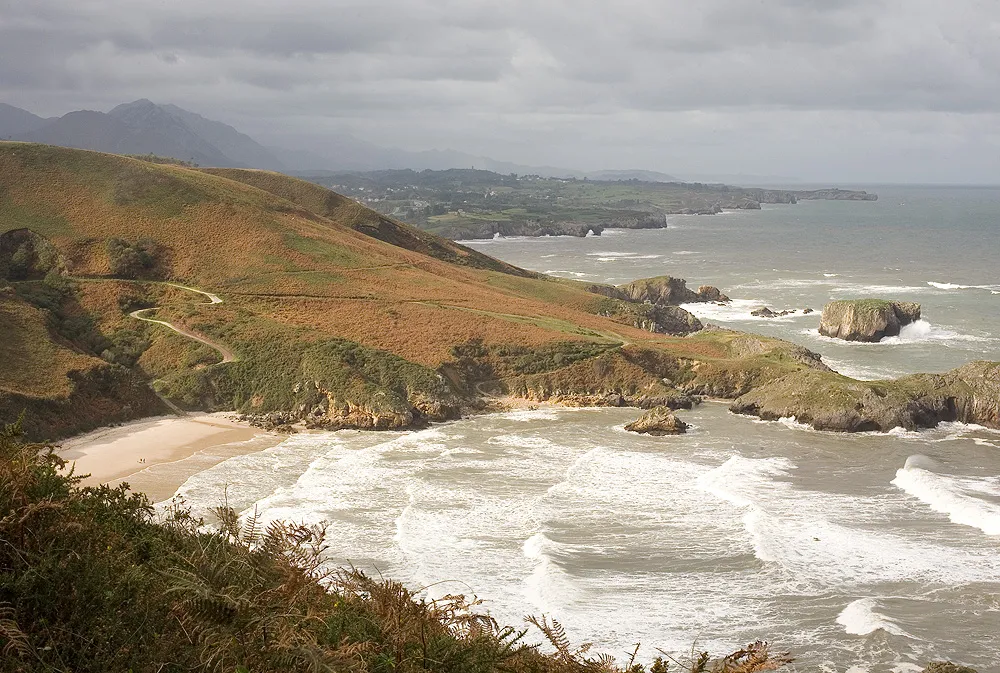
<box><xmin>624</xmin><ymin>406</ymin><xmax>688</xmax><ymax>435</ymax></box>
<box><xmin>819</xmin><ymin>299</ymin><xmax>921</xmax><ymax>342</ymax></box>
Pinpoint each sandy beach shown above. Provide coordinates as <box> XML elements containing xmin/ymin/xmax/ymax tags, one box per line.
<box><xmin>59</xmin><ymin>413</ymin><xmax>286</xmax><ymax>503</ymax></box>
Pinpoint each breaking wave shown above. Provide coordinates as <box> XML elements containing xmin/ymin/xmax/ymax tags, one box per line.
<box><xmin>892</xmin><ymin>456</ymin><xmax>1000</xmax><ymax>536</ymax></box>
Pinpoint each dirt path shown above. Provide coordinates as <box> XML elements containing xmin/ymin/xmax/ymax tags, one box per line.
<box><xmin>129</xmin><ymin>284</ymin><xmax>235</xmax><ymax>363</ymax></box>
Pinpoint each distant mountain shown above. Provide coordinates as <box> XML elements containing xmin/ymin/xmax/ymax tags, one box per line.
<box><xmin>0</xmin><ymin>103</ymin><xmax>49</xmax><ymax>138</ymax></box>
<box><xmin>159</xmin><ymin>103</ymin><xmax>285</xmax><ymax>170</ymax></box>
<box><xmin>4</xmin><ymin>99</ymin><xmax>680</xmax><ymax>180</ymax></box>
<box><xmin>11</xmin><ymin>100</ymin><xmax>284</xmax><ymax>169</ymax></box>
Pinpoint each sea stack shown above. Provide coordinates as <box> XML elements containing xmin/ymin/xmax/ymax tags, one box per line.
<box><xmin>819</xmin><ymin>299</ymin><xmax>921</xmax><ymax>342</ymax></box>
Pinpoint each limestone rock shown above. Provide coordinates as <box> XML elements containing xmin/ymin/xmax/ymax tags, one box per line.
<box><xmin>624</xmin><ymin>406</ymin><xmax>688</xmax><ymax>435</ymax></box>
<box><xmin>819</xmin><ymin>299</ymin><xmax>921</xmax><ymax>342</ymax></box>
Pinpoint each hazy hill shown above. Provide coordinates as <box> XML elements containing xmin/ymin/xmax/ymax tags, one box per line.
<box><xmin>13</xmin><ymin>100</ymin><xmax>284</xmax><ymax>169</ymax></box>
<box><xmin>0</xmin><ymin>103</ymin><xmax>50</xmax><ymax>138</ymax></box>
<box><xmin>4</xmin><ymin>100</ymin><xmax>680</xmax><ymax>179</ymax></box>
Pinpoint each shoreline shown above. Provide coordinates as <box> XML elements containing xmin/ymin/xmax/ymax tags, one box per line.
<box><xmin>58</xmin><ymin>413</ymin><xmax>286</xmax><ymax>503</ymax></box>
<box><xmin>51</xmin><ymin>397</ymin><xmax>726</xmax><ymax>504</ymax></box>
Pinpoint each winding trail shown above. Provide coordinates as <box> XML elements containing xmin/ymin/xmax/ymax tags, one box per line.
<box><xmin>129</xmin><ymin>283</ymin><xmax>235</xmax><ymax>363</ymax></box>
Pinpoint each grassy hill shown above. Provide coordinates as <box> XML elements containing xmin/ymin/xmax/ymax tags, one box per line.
<box><xmin>0</xmin><ymin>143</ymin><xmax>834</xmax><ymax>438</ymax></box>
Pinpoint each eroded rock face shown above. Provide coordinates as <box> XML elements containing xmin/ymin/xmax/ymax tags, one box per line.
<box><xmin>624</xmin><ymin>406</ymin><xmax>688</xmax><ymax>435</ymax></box>
<box><xmin>645</xmin><ymin>305</ymin><xmax>703</xmax><ymax>335</ymax></box>
<box><xmin>819</xmin><ymin>300</ymin><xmax>921</xmax><ymax>342</ymax></box>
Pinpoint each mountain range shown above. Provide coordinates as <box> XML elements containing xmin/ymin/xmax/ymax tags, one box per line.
<box><xmin>0</xmin><ymin>100</ymin><xmax>680</xmax><ymax>180</ymax></box>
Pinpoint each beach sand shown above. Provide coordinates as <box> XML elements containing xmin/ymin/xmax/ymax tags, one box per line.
<box><xmin>58</xmin><ymin>413</ymin><xmax>286</xmax><ymax>503</ymax></box>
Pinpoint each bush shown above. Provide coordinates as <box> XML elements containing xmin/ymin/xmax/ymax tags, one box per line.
<box><xmin>106</xmin><ymin>237</ymin><xmax>161</xmax><ymax>278</ymax></box>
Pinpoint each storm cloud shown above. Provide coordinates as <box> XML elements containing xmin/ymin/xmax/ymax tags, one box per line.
<box><xmin>2</xmin><ymin>0</ymin><xmax>999</xmax><ymax>181</ymax></box>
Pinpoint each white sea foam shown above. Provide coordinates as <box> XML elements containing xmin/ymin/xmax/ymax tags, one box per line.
<box><xmin>927</xmin><ymin>281</ymin><xmax>1000</xmax><ymax>293</ymax></box>
<box><xmin>837</xmin><ymin>598</ymin><xmax>913</xmax><ymax>638</ymax></box>
<box><xmin>699</xmin><ymin>455</ymin><xmax>1000</xmax><ymax>586</ymax></box>
<box><xmin>495</xmin><ymin>408</ymin><xmax>563</xmax><ymax>422</ymax></box>
<box><xmin>802</xmin><ymin>321</ymin><xmax>990</xmax><ymax>347</ymax></box>
<box><xmin>892</xmin><ymin>458</ymin><xmax>1000</xmax><ymax>535</ymax></box>
<box><xmin>822</xmin><ymin>357</ymin><xmax>901</xmax><ymax>381</ymax></box>
<box><xmin>681</xmin><ymin>299</ymin><xmax>804</xmax><ymax>323</ymax></box>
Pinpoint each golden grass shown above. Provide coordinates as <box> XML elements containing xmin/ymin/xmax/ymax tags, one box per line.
<box><xmin>0</xmin><ymin>294</ymin><xmax>98</xmax><ymax>398</ymax></box>
<box><xmin>0</xmin><ymin>143</ymin><xmax>803</xmax><ymax>404</ymax></box>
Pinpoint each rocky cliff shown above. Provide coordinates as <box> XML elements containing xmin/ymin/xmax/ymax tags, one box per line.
<box><xmin>793</xmin><ymin>188</ymin><xmax>878</xmax><ymax>201</ymax></box>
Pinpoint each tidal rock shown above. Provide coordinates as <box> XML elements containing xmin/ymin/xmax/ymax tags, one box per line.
<box><xmin>819</xmin><ymin>299</ymin><xmax>921</xmax><ymax>342</ymax></box>
<box><xmin>751</xmin><ymin>307</ymin><xmax>793</xmax><ymax>318</ymax></box>
<box><xmin>922</xmin><ymin>662</ymin><xmax>978</xmax><ymax>673</ymax></box>
<box><xmin>802</xmin><ymin>307</ymin><xmax>814</xmax><ymax>314</ymax></box>
<box><xmin>624</xmin><ymin>406</ymin><xmax>688</xmax><ymax>435</ymax></box>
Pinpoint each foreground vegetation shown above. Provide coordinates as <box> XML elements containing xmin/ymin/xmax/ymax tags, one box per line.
<box><xmin>0</xmin><ymin>419</ymin><xmax>801</xmax><ymax>672</ymax></box>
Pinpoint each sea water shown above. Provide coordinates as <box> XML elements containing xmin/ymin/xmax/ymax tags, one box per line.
<box><xmin>171</xmin><ymin>186</ymin><xmax>1000</xmax><ymax>671</ymax></box>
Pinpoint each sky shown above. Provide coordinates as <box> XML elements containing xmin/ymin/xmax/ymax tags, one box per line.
<box><xmin>2</xmin><ymin>0</ymin><xmax>999</xmax><ymax>183</ymax></box>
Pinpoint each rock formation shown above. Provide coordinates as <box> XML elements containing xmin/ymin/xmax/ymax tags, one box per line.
<box><xmin>819</xmin><ymin>299</ymin><xmax>920</xmax><ymax>342</ymax></box>
<box><xmin>730</xmin><ymin>361</ymin><xmax>1000</xmax><ymax>433</ymax></box>
<box><xmin>751</xmin><ymin>307</ymin><xmax>793</xmax><ymax>318</ymax></box>
<box><xmin>624</xmin><ymin>406</ymin><xmax>688</xmax><ymax>435</ymax></box>
<box><xmin>589</xmin><ymin>277</ymin><xmax>730</xmax><ymax>307</ymax></box>
<box><xmin>697</xmin><ymin>285</ymin><xmax>730</xmax><ymax>302</ymax></box>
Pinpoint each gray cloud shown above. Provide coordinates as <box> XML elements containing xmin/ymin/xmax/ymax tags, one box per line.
<box><xmin>1</xmin><ymin>0</ymin><xmax>999</xmax><ymax>181</ymax></box>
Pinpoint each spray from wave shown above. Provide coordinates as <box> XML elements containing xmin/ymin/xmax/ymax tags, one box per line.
<box><xmin>836</xmin><ymin>598</ymin><xmax>914</xmax><ymax>638</ymax></box>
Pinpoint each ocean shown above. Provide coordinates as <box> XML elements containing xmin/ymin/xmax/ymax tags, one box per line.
<box><xmin>171</xmin><ymin>186</ymin><xmax>1000</xmax><ymax>671</ymax></box>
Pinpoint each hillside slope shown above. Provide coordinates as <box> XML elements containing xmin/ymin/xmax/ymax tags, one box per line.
<box><xmin>1</xmin><ymin>142</ymin><xmax>963</xmax><ymax>440</ymax></box>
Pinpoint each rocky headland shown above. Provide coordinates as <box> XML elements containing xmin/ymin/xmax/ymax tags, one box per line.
<box><xmin>819</xmin><ymin>299</ymin><xmax>921</xmax><ymax>342</ymax></box>
<box><xmin>730</xmin><ymin>360</ymin><xmax>1000</xmax><ymax>432</ymax></box>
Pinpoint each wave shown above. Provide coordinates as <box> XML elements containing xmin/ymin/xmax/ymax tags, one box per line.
<box><xmin>891</xmin><ymin>457</ymin><xmax>1000</xmax><ymax>535</ymax></box>
<box><xmin>836</xmin><ymin>598</ymin><xmax>914</xmax><ymax>638</ymax></box>
<box><xmin>522</xmin><ymin>532</ymin><xmax>578</xmax><ymax>614</ymax></box>
<box><xmin>927</xmin><ymin>281</ymin><xmax>1000</xmax><ymax>294</ymax></box>
<box><xmin>821</xmin><ymin>357</ymin><xmax>902</xmax><ymax>381</ymax></box>
<box><xmin>698</xmin><ymin>455</ymin><xmax>1000</xmax><ymax>585</ymax></box>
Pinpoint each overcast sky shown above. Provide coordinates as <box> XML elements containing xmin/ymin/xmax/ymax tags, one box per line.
<box><xmin>2</xmin><ymin>0</ymin><xmax>999</xmax><ymax>182</ymax></box>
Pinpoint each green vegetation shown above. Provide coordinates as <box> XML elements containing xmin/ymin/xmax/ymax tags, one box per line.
<box><xmin>106</xmin><ymin>236</ymin><xmax>162</xmax><ymax>278</ymax></box>
<box><xmin>0</xmin><ymin>419</ymin><xmax>801</xmax><ymax>672</ymax></box>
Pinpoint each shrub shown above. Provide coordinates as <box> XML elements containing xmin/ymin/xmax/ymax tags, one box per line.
<box><xmin>106</xmin><ymin>237</ymin><xmax>161</xmax><ymax>278</ymax></box>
